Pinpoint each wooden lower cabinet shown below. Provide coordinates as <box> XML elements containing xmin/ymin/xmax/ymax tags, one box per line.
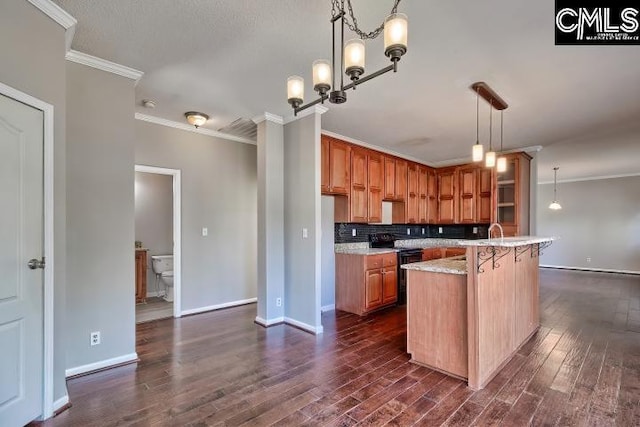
<box><xmin>336</xmin><ymin>252</ymin><xmax>398</xmax><ymax>316</ymax></box>
<box><xmin>135</xmin><ymin>249</ymin><xmax>147</xmax><ymax>304</ymax></box>
<box><xmin>422</xmin><ymin>247</ymin><xmax>466</xmax><ymax>261</ymax></box>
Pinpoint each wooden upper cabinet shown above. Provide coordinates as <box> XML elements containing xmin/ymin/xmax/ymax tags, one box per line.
<box><xmin>321</xmin><ymin>135</ymin><xmax>351</xmax><ymax>196</ymax></box>
<box><xmin>321</xmin><ymin>136</ymin><xmax>331</xmax><ymax>193</ymax></box>
<box><xmin>477</xmin><ymin>167</ymin><xmax>495</xmax><ymax>224</ymax></box>
<box><xmin>350</xmin><ymin>147</ymin><xmax>368</xmax><ymax>222</ymax></box>
<box><xmin>458</xmin><ymin>166</ymin><xmax>477</xmax><ymax>223</ymax></box>
<box><xmin>406</xmin><ymin>163</ymin><xmax>419</xmax><ymax>223</ymax></box>
<box><xmin>368</xmin><ymin>152</ymin><xmax>383</xmax><ymax>223</ymax></box>
<box><xmin>437</xmin><ymin>167</ymin><xmax>457</xmax><ymax>223</ymax></box>
<box><xmin>395</xmin><ymin>159</ymin><xmax>407</xmax><ymax>201</ymax></box>
<box><xmin>407</xmin><ymin>163</ymin><xmax>418</xmax><ymax>196</ymax></box>
<box><xmin>383</xmin><ymin>156</ymin><xmax>396</xmax><ymax>200</ymax></box>
<box><xmin>418</xmin><ymin>166</ymin><xmax>429</xmax><ymax>223</ymax></box>
<box><xmin>497</xmin><ymin>153</ymin><xmax>531</xmax><ymax>236</ymax></box>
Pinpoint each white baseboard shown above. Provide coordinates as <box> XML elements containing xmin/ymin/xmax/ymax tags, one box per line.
<box><xmin>52</xmin><ymin>394</ymin><xmax>69</xmax><ymax>413</ymax></box>
<box><xmin>284</xmin><ymin>317</ymin><xmax>324</xmax><ymax>335</ymax></box>
<box><xmin>65</xmin><ymin>352</ymin><xmax>138</xmax><ymax>378</ymax></box>
<box><xmin>540</xmin><ymin>264</ymin><xmax>640</xmax><ymax>275</ymax></box>
<box><xmin>181</xmin><ymin>297</ymin><xmax>257</xmax><ymax>316</ymax></box>
<box><xmin>254</xmin><ymin>316</ymin><xmax>284</xmax><ymax>327</ymax></box>
<box><xmin>321</xmin><ymin>304</ymin><xmax>335</xmax><ymax>313</ymax></box>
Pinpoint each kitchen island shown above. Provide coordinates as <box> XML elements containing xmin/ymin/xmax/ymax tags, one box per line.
<box><xmin>401</xmin><ymin>236</ymin><xmax>553</xmax><ymax>390</ymax></box>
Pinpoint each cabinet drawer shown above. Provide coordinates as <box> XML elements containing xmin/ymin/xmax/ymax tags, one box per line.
<box><xmin>366</xmin><ymin>255</ymin><xmax>383</xmax><ymax>270</ymax></box>
<box><xmin>382</xmin><ymin>253</ymin><xmax>397</xmax><ymax>267</ymax></box>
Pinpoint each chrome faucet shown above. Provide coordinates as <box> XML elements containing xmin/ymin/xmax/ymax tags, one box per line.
<box><xmin>488</xmin><ymin>222</ymin><xmax>504</xmax><ymax>241</ymax></box>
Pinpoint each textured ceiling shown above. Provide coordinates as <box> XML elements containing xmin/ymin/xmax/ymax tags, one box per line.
<box><xmin>55</xmin><ymin>0</ymin><xmax>640</xmax><ymax>178</ymax></box>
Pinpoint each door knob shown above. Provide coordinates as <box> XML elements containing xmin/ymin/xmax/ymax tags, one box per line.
<box><xmin>28</xmin><ymin>258</ymin><xmax>45</xmax><ymax>270</ymax></box>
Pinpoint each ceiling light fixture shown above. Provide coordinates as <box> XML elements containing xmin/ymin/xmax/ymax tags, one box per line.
<box><xmin>470</xmin><ymin>82</ymin><xmax>508</xmax><ymax>168</ymax></box>
<box><xmin>496</xmin><ymin>111</ymin><xmax>507</xmax><ymax>173</ymax></box>
<box><xmin>549</xmin><ymin>167</ymin><xmax>562</xmax><ymax>210</ymax></box>
<box><xmin>472</xmin><ymin>88</ymin><xmax>483</xmax><ymax>162</ymax></box>
<box><xmin>142</xmin><ymin>99</ymin><xmax>156</xmax><ymax>109</ymax></box>
<box><xmin>184</xmin><ymin>111</ymin><xmax>209</xmax><ymax>129</ymax></box>
<box><xmin>287</xmin><ymin>0</ymin><xmax>408</xmax><ymax>115</ymax></box>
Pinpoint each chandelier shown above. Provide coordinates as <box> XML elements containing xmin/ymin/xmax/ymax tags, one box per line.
<box><xmin>287</xmin><ymin>0</ymin><xmax>408</xmax><ymax>115</ymax></box>
<box><xmin>470</xmin><ymin>82</ymin><xmax>508</xmax><ymax>171</ymax></box>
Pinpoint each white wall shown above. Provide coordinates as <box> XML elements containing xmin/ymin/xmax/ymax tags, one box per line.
<box><xmin>66</xmin><ymin>61</ymin><xmax>136</xmax><ymax>370</ymax></box>
<box><xmin>538</xmin><ymin>175</ymin><xmax>640</xmax><ymax>273</ymax></box>
<box><xmin>321</xmin><ymin>196</ymin><xmax>335</xmax><ymax>311</ymax></box>
<box><xmin>135</xmin><ymin>120</ymin><xmax>257</xmax><ymax>312</ymax></box>
<box><xmin>0</xmin><ymin>0</ymin><xmax>69</xmax><ymax>401</ymax></box>
<box><xmin>283</xmin><ymin>113</ymin><xmax>322</xmax><ymax>332</ymax></box>
<box><xmin>134</xmin><ymin>172</ymin><xmax>173</xmax><ymax>293</ymax></box>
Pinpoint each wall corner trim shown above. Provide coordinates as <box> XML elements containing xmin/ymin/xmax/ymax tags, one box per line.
<box><xmin>537</xmin><ymin>172</ymin><xmax>640</xmax><ymax>185</ymax></box>
<box><xmin>283</xmin><ymin>104</ymin><xmax>329</xmax><ymax>125</ymax></box>
<box><xmin>27</xmin><ymin>0</ymin><xmax>77</xmax><ymax>51</ymax></box>
<box><xmin>252</xmin><ymin>112</ymin><xmax>284</xmax><ymax>125</ymax></box>
<box><xmin>65</xmin><ymin>50</ymin><xmax>144</xmax><ymax>83</ymax></box>
<box><xmin>321</xmin><ymin>304</ymin><xmax>335</xmax><ymax>313</ymax></box>
<box><xmin>135</xmin><ymin>113</ymin><xmax>257</xmax><ymax>145</ymax></box>
<box><xmin>540</xmin><ymin>265</ymin><xmax>640</xmax><ymax>275</ymax></box>
<box><xmin>284</xmin><ymin>317</ymin><xmax>324</xmax><ymax>335</ymax></box>
<box><xmin>180</xmin><ymin>298</ymin><xmax>257</xmax><ymax>317</ymax></box>
<box><xmin>65</xmin><ymin>352</ymin><xmax>139</xmax><ymax>378</ymax></box>
<box><xmin>254</xmin><ymin>316</ymin><xmax>285</xmax><ymax>327</ymax></box>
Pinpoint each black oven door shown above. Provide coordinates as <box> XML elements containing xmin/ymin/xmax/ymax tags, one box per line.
<box><xmin>397</xmin><ymin>250</ymin><xmax>423</xmax><ymax>305</ymax></box>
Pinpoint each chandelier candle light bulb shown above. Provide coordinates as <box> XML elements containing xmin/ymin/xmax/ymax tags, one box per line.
<box><xmin>344</xmin><ymin>39</ymin><xmax>365</xmax><ymax>81</ymax></box>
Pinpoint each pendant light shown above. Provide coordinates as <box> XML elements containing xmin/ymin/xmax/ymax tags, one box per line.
<box><xmin>472</xmin><ymin>88</ymin><xmax>483</xmax><ymax>162</ymax></box>
<box><xmin>549</xmin><ymin>167</ymin><xmax>562</xmax><ymax>210</ymax></box>
<box><xmin>496</xmin><ymin>110</ymin><xmax>507</xmax><ymax>172</ymax></box>
<box><xmin>485</xmin><ymin>100</ymin><xmax>496</xmax><ymax>168</ymax></box>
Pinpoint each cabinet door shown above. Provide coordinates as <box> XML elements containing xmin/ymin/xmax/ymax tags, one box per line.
<box><xmin>368</xmin><ymin>152</ymin><xmax>383</xmax><ymax>222</ymax></box>
<box><xmin>438</xmin><ymin>168</ymin><xmax>457</xmax><ymax>223</ymax></box>
<box><xmin>365</xmin><ymin>269</ymin><xmax>383</xmax><ymax>310</ymax></box>
<box><xmin>329</xmin><ymin>139</ymin><xmax>351</xmax><ymax>195</ymax></box>
<box><xmin>395</xmin><ymin>159</ymin><xmax>407</xmax><ymax>201</ymax></box>
<box><xmin>350</xmin><ymin>148</ymin><xmax>368</xmax><ymax>222</ymax></box>
<box><xmin>383</xmin><ymin>156</ymin><xmax>396</xmax><ymax>200</ymax></box>
<box><xmin>477</xmin><ymin>167</ymin><xmax>494</xmax><ymax>224</ymax></box>
<box><xmin>406</xmin><ymin>163</ymin><xmax>419</xmax><ymax>223</ymax></box>
<box><xmin>418</xmin><ymin>166</ymin><xmax>428</xmax><ymax>223</ymax></box>
<box><xmin>382</xmin><ymin>267</ymin><xmax>398</xmax><ymax>304</ymax></box>
<box><xmin>321</xmin><ymin>136</ymin><xmax>331</xmax><ymax>194</ymax></box>
<box><xmin>368</xmin><ymin>187</ymin><xmax>382</xmax><ymax>223</ymax></box>
<box><xmin>427</xmin><ymin>169</ymin><xmax>438</xmax><ymax>223</ymax></box>
<box><xmin>458</xmin><ymin>167</ymin><xmax>476</xmax><ymax>223</ymax></box>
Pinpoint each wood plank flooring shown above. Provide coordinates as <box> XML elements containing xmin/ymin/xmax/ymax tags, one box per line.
<box><xmin>136</xmin><ymin>297</ymin><xmax>173</xmax><ymax>324</ymax></box>
<box><xmin>42</xmin><ymin>269</ymin><xmax>640</xmax><ymax>426</ymax></box>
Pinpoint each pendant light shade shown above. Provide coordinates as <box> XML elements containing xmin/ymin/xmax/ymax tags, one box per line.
<box><xmin>472</xmin><ymin>87</ymin><xmax>483</xmax><ymax>162</ymax></box>
<box><xmin>549</xmin><ymin>167</ymin><xmax>562</xmax><ymax>210</ymax></box>
<box><xmin>287</xmin><ymin>75</ymin><xmax>304</xmax><ymax>108</ymax></box>
<box><xmin>485</xmin><ymin>151</ymin><xmax>496</xmax><ymax>168</ymax></box>
<box><xmin>473</xmin><ymin>144</ymin><xmax>484</xmax><ymax>162</ymax></box>
<box><xmin>496</xmin><ymin>156</ymin><xmax>507</xmax><ymax>172</ymax></box>
<box><xmin>312</xmin><ymin>60</ymin><xmax>332</xmax><ymax>95</ymax></box>
<box><xmin>485</xmin><ymin>100</ymin><xmax>495</xmax><ymax>167</ymax></box>
<box><xmin>344</xmin><ymin>39</ymin><xmax>365</xmax><ymax>81</ymax></box>
<box><xmin>384</xmin><ymin>13</ymin><xmax>408</xmax><ymax>60</ymax></box>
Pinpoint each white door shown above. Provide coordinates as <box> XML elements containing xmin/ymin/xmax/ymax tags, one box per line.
<box><xmin>0</xmin><ymin>93</ymin><xmax>44</xmax><ymax>425</ymax></box>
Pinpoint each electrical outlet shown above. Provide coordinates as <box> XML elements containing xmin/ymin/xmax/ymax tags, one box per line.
<box><xmin>438</xmin><ymin>227</ymin><xmax>443</xmax><ymax>234</ymax></box>
<box><xmin>407</xmin><ymin>228</ymin><xmax>411</xmax><ymax>235</ymax></box>
<box><xmin>473</xmin><ymin>227</ymin><xmax>478</xmax><ymax>234</ymax></box>
<box><xmin>90</xmin><ymin>331</ymin><xmax>101</xmax><ymax>346</ymax></box>
<box><xmin>276</xmin><ymin>298</ymin><xmax>282</xmax><ymax>307</ymax></box>
<box><xmin>352</xmin><ymin>229</ymin><xmax>356</xmax><ymax>237</ymax></box>
<box><xmin>421</xmin><ymin>228</ymin><xmax>425</xmax><ymax>235</ymax></box>
<box><xmin>586</xmin><ymin>257</ymin><xmax>592</xmax><ymax>263</ymax></box>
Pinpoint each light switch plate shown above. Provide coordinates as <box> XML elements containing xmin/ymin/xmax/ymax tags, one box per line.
<box><xmin>438</xmin><ymin>227</ymin><xmax>443</xmax><ymax>234</ymax></box>
<box><xmin>352</xmin><ymin>229</ymin><xmax>356</xmax><ymax>237</ymax></box>
<box><xmin>302</xmin><ymin>228</ymin><xmax>308</xmax><ymax>238</ymax></box>
<box><xmin>202</xmin><ymin>227</ymin><xmax>208</xmax><ymax>237</ymax></box>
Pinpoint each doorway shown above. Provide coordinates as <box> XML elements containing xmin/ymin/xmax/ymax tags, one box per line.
<box><xmin>0</xmin><ymin>82</ymin><xmax>55</xmax><ymax>423</ymax></box>
<box><xmin>134</xmin><ymin>165</ymin><xmax>182</xmax><ymax>320</ymax></box>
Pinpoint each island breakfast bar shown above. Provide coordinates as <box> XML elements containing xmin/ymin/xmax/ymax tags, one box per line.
<box><xmin>402</xmin><ymin>237</ymin><xmax>553</xmax><ymax>390</ymax></box>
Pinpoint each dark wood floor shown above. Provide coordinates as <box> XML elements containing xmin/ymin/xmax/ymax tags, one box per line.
<box><xmin>44</xmin><ymin>269</ymin><xmax>640</xmax><ymax>426</ymax></box>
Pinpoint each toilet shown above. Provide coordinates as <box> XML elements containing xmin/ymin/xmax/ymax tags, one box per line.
<box><xmin>151</xmin><ymin>255</ymin><xmax>174</xmax><ymax>302</ymax></box>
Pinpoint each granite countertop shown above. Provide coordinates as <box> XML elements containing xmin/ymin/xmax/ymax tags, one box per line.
<box><xmin>401</xmin><ymin>255</ymin><xmax>467</xmax><ymax>275</ymax></box>
<box><xmin>335</xmin><ymin>236</ymin><xmax>554</xmax><ymax>254</ymax></box>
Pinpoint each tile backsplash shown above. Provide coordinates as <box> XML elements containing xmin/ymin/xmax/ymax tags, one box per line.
<box><xmin>334</xmin><ymin>223</ymin><xmax>489</xmax><ymax>243</ymax></box>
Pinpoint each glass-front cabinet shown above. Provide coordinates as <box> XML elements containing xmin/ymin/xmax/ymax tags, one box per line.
<box><xmin>496</xmin><ymin>153</ymin><xmax>531</xmax><ymax>236</ymax></box>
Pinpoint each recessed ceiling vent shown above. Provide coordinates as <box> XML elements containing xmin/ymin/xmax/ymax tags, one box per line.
<box><xmin>218</xmin><ymin>118</ymin><xmax>257</xmax><ymax>141</ymax></box>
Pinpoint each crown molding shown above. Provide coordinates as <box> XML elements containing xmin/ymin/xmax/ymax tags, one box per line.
<box><xmin>135</xmin><ymin>113</ymin><xmax>257</xmax><ymax>145</ymax></box>
<box><xmin>27</xmin><ymin>0</ymin><xmax>77</xmax><ymax>51</ymax></box>
<box><xmin>66</xmin><ymin>50</ymin><xmax>144</xmax><ymax>84</ymax></box>
<box><xmin>321</xmin><ymin>130</ymin><xmax>437</xmax><ymax>167</ymax></box>
<box><xmin>538</xmin><ymin>171</ymin><xmax>640</xmax><ymax>185</ymax></box>
<box><xmin>252</xmin><ymin>112</ymin><xmax>284</xmax><ymax>125</ymax></box>
<box><xmin>283</xmin><ymin>105</ymin><xmax>329</xmax><ymax>124</ymax></box>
